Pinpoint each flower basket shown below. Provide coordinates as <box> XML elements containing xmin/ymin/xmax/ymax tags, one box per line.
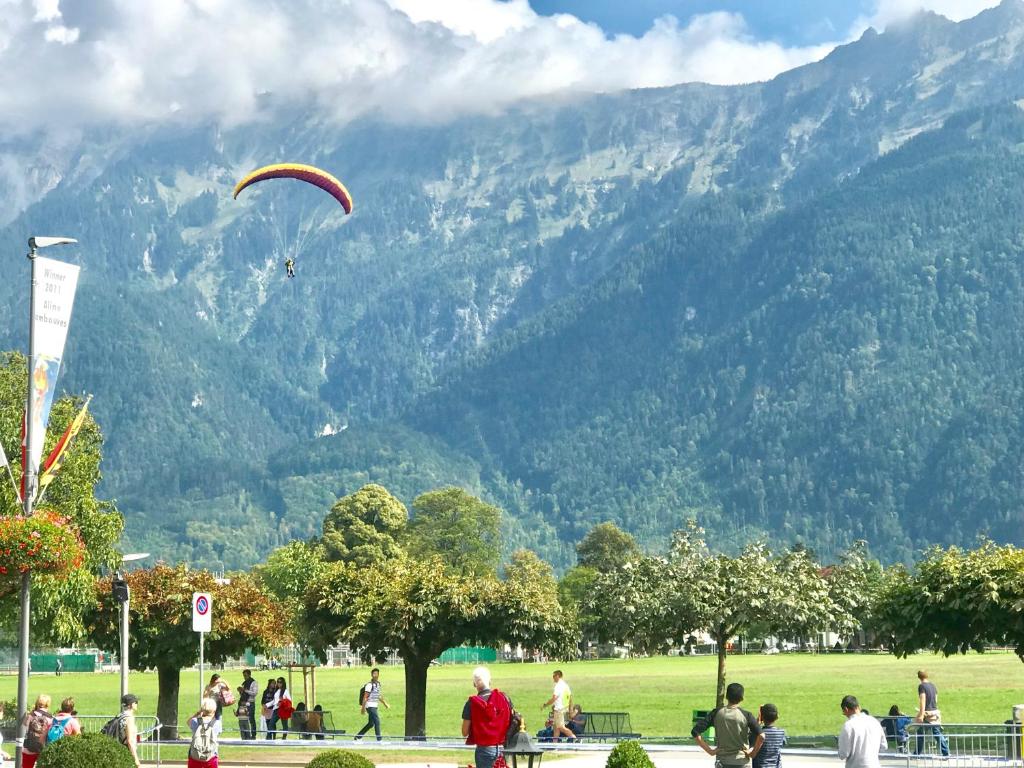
<box><xmin>0</xmin><ymin>510</ymin><xmax>85</xmax><ymax>581</ymax></box>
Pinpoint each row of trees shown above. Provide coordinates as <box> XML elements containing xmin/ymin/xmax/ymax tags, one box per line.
<box><xmin>4</xmin><ymin>350</ymin><xmax>1024</xmax><ymax>734</ymax></box>
<box><xmin>566</xmin><ymin>521</ymin><xmax>1024</xmax><ymax>706</ymax></box>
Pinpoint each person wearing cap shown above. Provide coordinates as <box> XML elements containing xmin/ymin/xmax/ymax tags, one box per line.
<box><xmin>120</xmin><ymin>693</ymin><xmax>142</xmax><ymax>768</ymax></box>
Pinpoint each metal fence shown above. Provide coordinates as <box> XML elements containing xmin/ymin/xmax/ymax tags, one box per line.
<box><xmin>78</xmin><ymin>714</ymin><xmax>162</xmax><ymax>766</ymax></box>
<box><xmin>897</xmin><ymin>723</ymin><xmax>1023</xmax><ymax>768</ymax></box>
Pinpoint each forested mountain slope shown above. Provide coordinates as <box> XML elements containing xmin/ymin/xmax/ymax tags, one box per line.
<box><xmin>1</xmin><ymin>5</ymin><xmax>1023</xmax><ymax>567</ymax></box>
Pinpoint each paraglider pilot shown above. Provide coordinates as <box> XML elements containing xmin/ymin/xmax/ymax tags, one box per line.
<box><xmin>285</xmin><ymin>257</ymin><xmax>295</xmax><ymax>278</ymax></box>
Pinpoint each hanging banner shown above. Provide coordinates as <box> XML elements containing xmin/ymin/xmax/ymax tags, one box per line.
<box><xmin>26</xmin><ymin>256</ymin><xmax>80</xmax><ymax>480</ymax></box>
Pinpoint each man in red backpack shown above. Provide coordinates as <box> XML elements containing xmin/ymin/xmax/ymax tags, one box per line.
<box><xmin>462</xmin><ymin>666</ymin><xmax>512</xmax><ymax>768</ymax></box>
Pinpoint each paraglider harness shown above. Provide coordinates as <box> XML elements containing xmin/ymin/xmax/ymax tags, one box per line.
<box><xmin>285</xmin><ymin>257</ymin><xmax>295</xmax><ymax>278</ymax></box>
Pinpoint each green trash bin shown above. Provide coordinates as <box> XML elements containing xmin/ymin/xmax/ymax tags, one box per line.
<box><xmin>693</xmin><ymin>710</ymin><xmax>715</xmax><ymax>742</ymax></box>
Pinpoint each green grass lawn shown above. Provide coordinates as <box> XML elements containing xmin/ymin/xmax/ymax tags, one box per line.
<box><xmin>0</xmin><ymin>652</ymin><xmax>1021</xmax><ymax>755</ymax></box>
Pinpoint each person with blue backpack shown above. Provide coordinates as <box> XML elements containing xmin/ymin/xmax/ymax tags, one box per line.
<box><xmin>47</xmin><ymin>697</ymin><xmax>82</xmax><ymax>744</ymax></box>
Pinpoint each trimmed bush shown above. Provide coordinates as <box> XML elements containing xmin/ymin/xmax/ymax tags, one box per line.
<box><xmin>306</xmin><ymin>750</ymin><xmax>376</xmax><ymax>768</ymax></box>
<box><xmin>37</xmin><ymin>732</ymin><xmax>136</xmax><ymax>768</ymax></box>
<box><xmin>605</xmin><ymin>740</ymin><xmax>654</xmax><ymax>768</ymax></box>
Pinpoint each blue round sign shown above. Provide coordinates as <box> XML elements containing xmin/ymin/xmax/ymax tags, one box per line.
<box><xmin>196</xmin><ymin>596</ymin><xmax>210</xmax><ymax>615</ymax></box>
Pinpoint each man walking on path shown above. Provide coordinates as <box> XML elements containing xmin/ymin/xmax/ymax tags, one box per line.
<box><xmin>913</xmin><ymin>670</ymin><xmax>949</xmax><ymax>757</ymax></box>
<box><xmin>691</xmin><ymin>682</ymin><xmax>764</xmax><ymax>767</ymax></box>
<box><xmin>356</xmin><ymin>667</ymin><xmax>390</xmax><ymax>741</ymax></box>
<box><xmin>838</xmin><ymin>695</ymin><xmax>886</xmax><ymax>768</ymax></box>
<box><xmin>542</xmin><ymin>670</ymin><xmax>575</xmax><ymax>741</ymax></box>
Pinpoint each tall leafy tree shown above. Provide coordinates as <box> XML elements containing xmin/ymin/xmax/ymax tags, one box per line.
<box><xmin>575</xmin><ymin>522</ymin><xmax>641</xmax><ymax>572</ymax></box>
<box><xmin>320</xmin><ymin>484</ymin><xmax>408</xmax><ymax>566</ymax></box>
<box><xmin>87</xmin><ymin>564</ymin><xmax>289</xmax><ymax>738</ymax></box>
<box><xmin>406</xmin><ymin>487</ymin><xmax>501</xmax><ymax>576</ymax></box>
<box><xmin>254</xmin><ymin>540</ymin><xmax>328</xmax><ymax>651</ymax></box>
<box><xmin>305</xmin><ymin>485</ymin><xmax>576</xmax><ymax>737</ymax></box>
<box><xmin>0</xmin><ymin>351</ymin><xmax>122</xmax><ymax>643</ymax></box>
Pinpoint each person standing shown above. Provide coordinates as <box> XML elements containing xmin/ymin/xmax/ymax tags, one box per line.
<box><xmin>691</xmin><ymin>682</ymin><xmax>764</xmax><ymax>767</ymax></box>
<box><xmin>204</xmin><ymin>674</ymin><xmax>231</xmax><ymax>721</ymax></box>
<box><xmin>269</xmin><ymin>676</ymin><xmax>293</xmax><ymax>740</ymax></box>
<box><xmin>260</xmin><ymin>678</ymin><xmax>277</xmax><ymax>738</ymax></box>
<box><xmin>238</xmin><ymin>669</ymin><xmax>259</xmax><ymax>740</ymax></box>
<box><xmin>462</xmin><ymin>666</ymin><xmax>512</xmax><ymax>768</ymax></box>
<box><xmin>541</xmin><ymin>670</ymin><xmax>574</xmax><ymax>741</ymax></box>
<box><xmin>913</xmin><ymin>670</ymin><xmax>949</xmax><ymax>757</ymax></box>
<box><xmin>20</xmin><ymin>694</ymin><xmax>53</xmax><ymax>768</ymax></box>
<box><xmin>54</xmin><ymin>657</ymin><xmax>63</xmax><ymax>677</ymax></box>
<box><xmin>51</xmin><ymin>697</ymin><xmax>82</xmax><ymax>739</ymax></box>
<box><xmin>838</xmin><ymin>695</ymin><xmax>886</xmax><ymax>768</ymax></box>
<box><xmin>187</xmin><ymin>697</ymin><xmax>223</xmax><ymax>768</ymax></box>
<box><xmin>356</xmin><ymin>667</ymin><xmax>390</xmax><ymax>741</ymax></box>
<box><xmin>753</xmin><ymin>703</ymin><xmax>785</xmax><ymax>768</ymax></box>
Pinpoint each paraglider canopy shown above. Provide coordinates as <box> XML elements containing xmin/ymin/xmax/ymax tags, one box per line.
<box><xmin>233</xmin><ymin>163</ymin><xmax>354</xmax><ymax>214</ymax></box>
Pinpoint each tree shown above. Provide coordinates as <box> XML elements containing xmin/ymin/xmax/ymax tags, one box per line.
<box><xmin>320</xmin><ymin>484</ymin><xmax>408</xmax><ymax>566</ymax></box>
<box><xmin>576</xmin><ymin>522</ymin><xmax>641</xmax><ymax>572</ymax></box>
<box><xmin>876</xmin><ymin>541</ymin><xmax>1024</xmax><ymax>661</ymax></box>
<box><xmin>405</xmin><ymin>487</ymin><xmax>501</xmax><ymax>576</ymax></box>
<box><xmin>86</xmin><ymin>564</ymin><xmax>289</xmax><ymax>738</ymax></box>
<box><xmin>305</xmin><ymin>485</ymin><xmax>577</xmax><ymax>737</ymax></box>
<box><xmin>825</xmin><ymin>541</ymin><xmax>886</xmax><ymax>642</ymax></box>
<box><xmin>0</xmin><ymin>351</ymin><xmax>122</xmax><ymax>644</ymax></box>
<box><xmin>254</xmin><ymin>541</ymin><xmax>329</xmax><ymax>651</ymax></box>
<box><xmin>558</xmin><ymin>565</ymin><xmax>599</xmax><ymax>642</ymax></box>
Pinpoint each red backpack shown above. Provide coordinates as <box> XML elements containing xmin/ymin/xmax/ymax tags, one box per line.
<box><xmin>467</xmin><ymin>689</ymin><xmax>510</xmax><ymax>747</ymax></box>
<box><xmin>278</xmin><ymin>696</ymin><xmax>294</xmax><ymax>720</ymax></box>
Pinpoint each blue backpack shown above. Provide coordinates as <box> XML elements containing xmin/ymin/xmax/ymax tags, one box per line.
<box><xmin>47</xmin><ymin>714</ymin><xmax>69</xmax><ymax>744</ymax></box>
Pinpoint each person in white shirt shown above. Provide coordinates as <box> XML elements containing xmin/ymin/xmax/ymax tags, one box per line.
<box><xmin>541</xmin><ymin>670</ymin><xmax>575</xmax><ymax>740</ymax></box>
<box><xmin>838</xmin><ymin>695</ymin><xmax>887</xmax><ymax>768</ymax></box>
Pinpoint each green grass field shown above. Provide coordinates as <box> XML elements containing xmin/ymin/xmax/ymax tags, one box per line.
<box><xmin>1</xmin><ymin>652</ymin><xmax>1021</xmax><ymax>752</ymax></box>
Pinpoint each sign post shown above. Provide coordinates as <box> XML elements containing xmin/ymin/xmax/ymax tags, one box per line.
<box><xmin>16</xmin><ymin>237</ymin><xmax>78</xmax><ymax>768</ymax></box>
<box><xmin>193</xmin><ymin>592</ymin><xmax>212</xmax><ymax>705</ymax></box>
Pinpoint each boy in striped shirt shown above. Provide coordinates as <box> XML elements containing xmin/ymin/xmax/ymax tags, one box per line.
<box><xmin>753</xmin><ymin>704</ymin><xmax>786</xmax><ymax>768</ymax></box>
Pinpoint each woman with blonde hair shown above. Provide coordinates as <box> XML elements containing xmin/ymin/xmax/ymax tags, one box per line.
<box><xmin>21</xmin><ymin>694</ymin><xmax>53</xmax><ymax>768</ymax></box>
<box><xmin>187</xmin><ymin>697</ymin><xmax>224</xmax><ymax>768</ymax></box>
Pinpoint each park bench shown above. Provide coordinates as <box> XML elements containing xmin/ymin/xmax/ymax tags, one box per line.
<box><xmin>581</xmin><ymin>712</ymin><xmax>641</xmax><ymax>741</ymax></box>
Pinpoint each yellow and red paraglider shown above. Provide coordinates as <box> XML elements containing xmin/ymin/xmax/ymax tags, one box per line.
<box><xmin>233</xmin><ymin>163</ymin><xmax>353</xmax><ymax>278</ymax></box>
<box><xmin>233</xmin><ymin>163</ymin><xmax>354</xmax><ymax>214</ymax></box>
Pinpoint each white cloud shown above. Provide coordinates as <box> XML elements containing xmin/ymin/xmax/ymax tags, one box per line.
<box><xmin>43</xmin><ymin>23</ymin><xmax>78</xmax><ymax>43</ymax></box>
<box><xmin>32</xmin><ymin>0</ymin><xmax>61</xmax><ymax>22</ymax></box>
<box><xmin>0</xmin><ymin>0</ymin><xmax>842</xmax><ymax>134</ymax></box>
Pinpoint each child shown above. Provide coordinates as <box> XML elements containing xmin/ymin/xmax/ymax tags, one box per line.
<box><xmin>883</xmin><ymin>705</ymin><xmax>912</xmax><ymax>753</ymax></box>
<box><xmin>754</xmin><ymin>703</ymin><xmax>786</xmax><ymax>768</ymax></box>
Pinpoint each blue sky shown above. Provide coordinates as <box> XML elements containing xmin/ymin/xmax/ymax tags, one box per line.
<box><xmin>530</xmin><ymin>0</ymin><xmax>875</xmax><ymax>44</ymax></box>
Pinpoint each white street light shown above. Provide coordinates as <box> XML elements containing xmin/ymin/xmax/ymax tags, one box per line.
<box><xmin>115</xmin><ymin>552</ymin><xmax>150</xmax><ymax>701</ymax></box>
<box><xmin>16</xmin><ymin>236</ymin><xmax>77</xmax><ymax>768</ymax></box>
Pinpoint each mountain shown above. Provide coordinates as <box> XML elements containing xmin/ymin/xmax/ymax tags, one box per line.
<box><xmin>3</xmin><ymin>3</ymin><xmax>1024</xmax><ymax>569</ymax></box>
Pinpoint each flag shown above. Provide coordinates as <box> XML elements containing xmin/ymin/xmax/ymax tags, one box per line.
<box><xmin>38</xmin><ymin>397</ymin><xmax>91</xmax><ymax>490</ymax></box>
<box><xmin>0</xmin><ymin>433</ymin><xmax>20</xmax><ymax>503</ymax></box>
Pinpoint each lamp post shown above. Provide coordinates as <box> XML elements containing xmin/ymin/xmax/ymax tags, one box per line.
<box><xmin>16</xmin><ymin>236</ymin><xmax>77</xmax><ymax>768</ymax></box>
<box><xmin>114</xmin><ymin>552</ymin><xmax>150</xmax><ymax>701</ymax></box>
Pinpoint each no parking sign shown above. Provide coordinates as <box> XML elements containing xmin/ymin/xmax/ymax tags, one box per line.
<box><xmin>192</xmin><ymin>592</ymin><xmax>212</xmax><ymax>633</ymax></box>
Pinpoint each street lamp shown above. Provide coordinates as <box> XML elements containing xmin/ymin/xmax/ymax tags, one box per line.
<box><xmin>114</xmin><ymin>552</ymin><xmax>150</xmax><ymax>701</ymax></box>
<box><xmin>16</xmin><ymin>236</ymin><xmax>77</xmax><ymax>768</ymax></box>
